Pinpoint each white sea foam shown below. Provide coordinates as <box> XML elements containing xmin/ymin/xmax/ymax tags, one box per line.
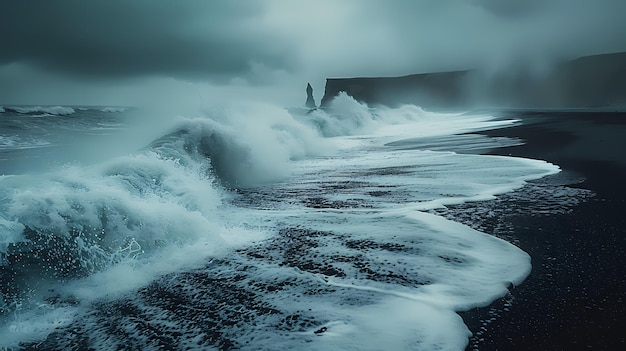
<box><xmin>0</xmin><ymin>95</ymin><xmax>562</xmax><ymax>350</ymax></box>
<box><xmin>0</xmin><ymin>140</ymin><xmax>232</xmax><ymax>346</ymax></box>
<box><xmin>169</xmin><ymin>101</ymin><xmax>334</xmax><ymax>186</ymax></box>
<box><xmin>10</xmin><ymin>106</ymin><xmax>75</xmax><ymax>116</ymax></box>
<box><xmin>299</xmin><ymin>93</ymin><xmax>516</xmax><ymax>140</ymax></box>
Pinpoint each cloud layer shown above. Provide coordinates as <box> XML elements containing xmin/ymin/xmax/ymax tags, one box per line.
<box><xmin>1</xmin><ymin>0</ymin><xmax>625</xmax><ymax>104</ymax></box>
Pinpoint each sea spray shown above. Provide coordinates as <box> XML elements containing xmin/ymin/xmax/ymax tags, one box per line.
<box><xmin>0</xmin><ymin>96</ymin><xmax>564</xmax><ymax>350</ymax></box>
<box><xmin>167</xmin><ymin>102</ymin><xmax>333</xmax><ymax>186</ymax></box>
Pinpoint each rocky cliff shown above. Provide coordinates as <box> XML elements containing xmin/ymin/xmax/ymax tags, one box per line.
<box><xmin>320</xmin><ymin>52</ymin><xmax>626</xmax><ymax>109</ymax></box>
<box><xmin>305</xmin><ymin>83</ymin><xmax>316</xmax><ymax>108</ymax></box>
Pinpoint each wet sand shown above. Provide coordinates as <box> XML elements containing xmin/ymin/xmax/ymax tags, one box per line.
<box><xmin>460</xmin><ymin>111</ymin><xmax>626</xmax><ymax>350</ymax></box>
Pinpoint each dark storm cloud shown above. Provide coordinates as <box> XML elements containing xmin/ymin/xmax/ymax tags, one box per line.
<box><xmin>2</xmin><ymin>0</ymin><xmax>626</xmax><ymax>81</ymax></box>
<box><xmin>0</xmin><ymin>1</ymin><xmax>295</xmax><ymax>82</ymax></box>
<box><xmin>1</xmin><ymin>0</ymin><xmax>625</xmax><ymax>105</ymax></box>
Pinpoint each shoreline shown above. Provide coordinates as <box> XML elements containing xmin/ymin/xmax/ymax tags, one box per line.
<box><xmin>456</xmin><ymin>111</ymin><xmax>626</xmax><ymax>350</ymax></box>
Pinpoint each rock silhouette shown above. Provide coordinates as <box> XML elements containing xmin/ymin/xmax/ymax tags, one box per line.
<box><xmin>305</xmin><ymin>83</ymin><xmax>316</xmax><ymax>108</ymax></box>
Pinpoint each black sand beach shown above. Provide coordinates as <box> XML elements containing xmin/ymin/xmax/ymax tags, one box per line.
<box><xmin>457</xmin><ymin>111</ymin><xmax>626</xmax><ymax>350</ymax></box>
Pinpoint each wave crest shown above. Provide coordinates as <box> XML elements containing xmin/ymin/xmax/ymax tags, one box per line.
<box><xmin>6</xmin><ymin>106</ymin><xmax>76</xmax><ymax>116</ymax></box>
<box><xmin>154</xmin><ymin>102</ymin><xmax>333</xmax><ymax>187</ymax></box>
<box><xmin>0</xmin><ymin>149</ymin><xmax>225</xmax><ymax>310</ymax></box>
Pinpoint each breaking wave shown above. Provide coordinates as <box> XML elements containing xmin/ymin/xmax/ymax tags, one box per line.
<box><xmin>0</xmin><ymin>95</ymin><xmax>561</xmax><ymax>349</ymax></box>
<box><xmin>4</xmin><ymin>106</ymin><xmax>76</xmax><ymax>116</ymax></box>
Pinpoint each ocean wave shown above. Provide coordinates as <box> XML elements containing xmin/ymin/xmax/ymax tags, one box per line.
<box><xmin>0</xmin><ymin>117</ymin><xmax>233</xmax><ymax>295</ymax></box>
<box><xmin>0</xmin><ymin>135</ymin><xmax>51</xmax><ymax>150</ymax></box>
<box><xmin>99</xmin><ymin>107</ymin><xmax>128</xmax><ymax>113</ymax></box>
<box><xmin>149</xmin><ymin>102</ymin><xmax>333</xmax><ymax>187</ymax></box>
<box><xmin>0</xmin><ymin>95</ymin><xmax>567</xmax><ymax>349</ymax></box>
<box><xmin>6</xmin><ymin>106</ymin><xmax>76</xmax><ymax>116</ymax></box>
<box><xmin>297</xmin><ymin>92</ymin><xmax>516</xmax><ymax>142</ymax></box>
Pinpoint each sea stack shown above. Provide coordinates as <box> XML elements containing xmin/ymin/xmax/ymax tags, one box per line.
<box><xmin>305</xmin><ymin>83</ymin><xmax>317</xmax><ymax>108</ymax></box>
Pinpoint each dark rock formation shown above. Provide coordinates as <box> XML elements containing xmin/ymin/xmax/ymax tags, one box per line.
<box><xmin>320</xmin><ymin>71</ymin><xmax>470</xmax><ymax>108</ymax></box>
<box><xmin>320</xmin><ymin>52</ymin><xmax>626</xmax><ymax>109</ymax></box>
<box><xmin>305</xmin><ymin>83</ymin><xmax>316</xmax><ymax>108</ymax></box>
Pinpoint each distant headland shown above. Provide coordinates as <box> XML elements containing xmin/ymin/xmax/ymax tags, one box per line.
<box><xmin>320</xmin><ymin>51</ymin><xmax>626</xmax><ymax>109</ymax></box>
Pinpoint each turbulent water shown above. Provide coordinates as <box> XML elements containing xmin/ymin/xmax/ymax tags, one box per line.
<box><xmin>0</xmin><ymin>95</ymin><xmax>560</xmax><ymax>350</ymax></box>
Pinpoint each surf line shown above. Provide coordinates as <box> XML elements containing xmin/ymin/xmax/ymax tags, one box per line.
<box><xmin>311</xmin><ymin>272</ymin><xmax>452</xmax><ymax>309</ymax></box>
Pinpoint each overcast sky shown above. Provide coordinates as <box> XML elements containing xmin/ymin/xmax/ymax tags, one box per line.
<box><xmin>1</xmin><ymin>0</ymin><xmax>625</xmax><ymax>106</ymax></box>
